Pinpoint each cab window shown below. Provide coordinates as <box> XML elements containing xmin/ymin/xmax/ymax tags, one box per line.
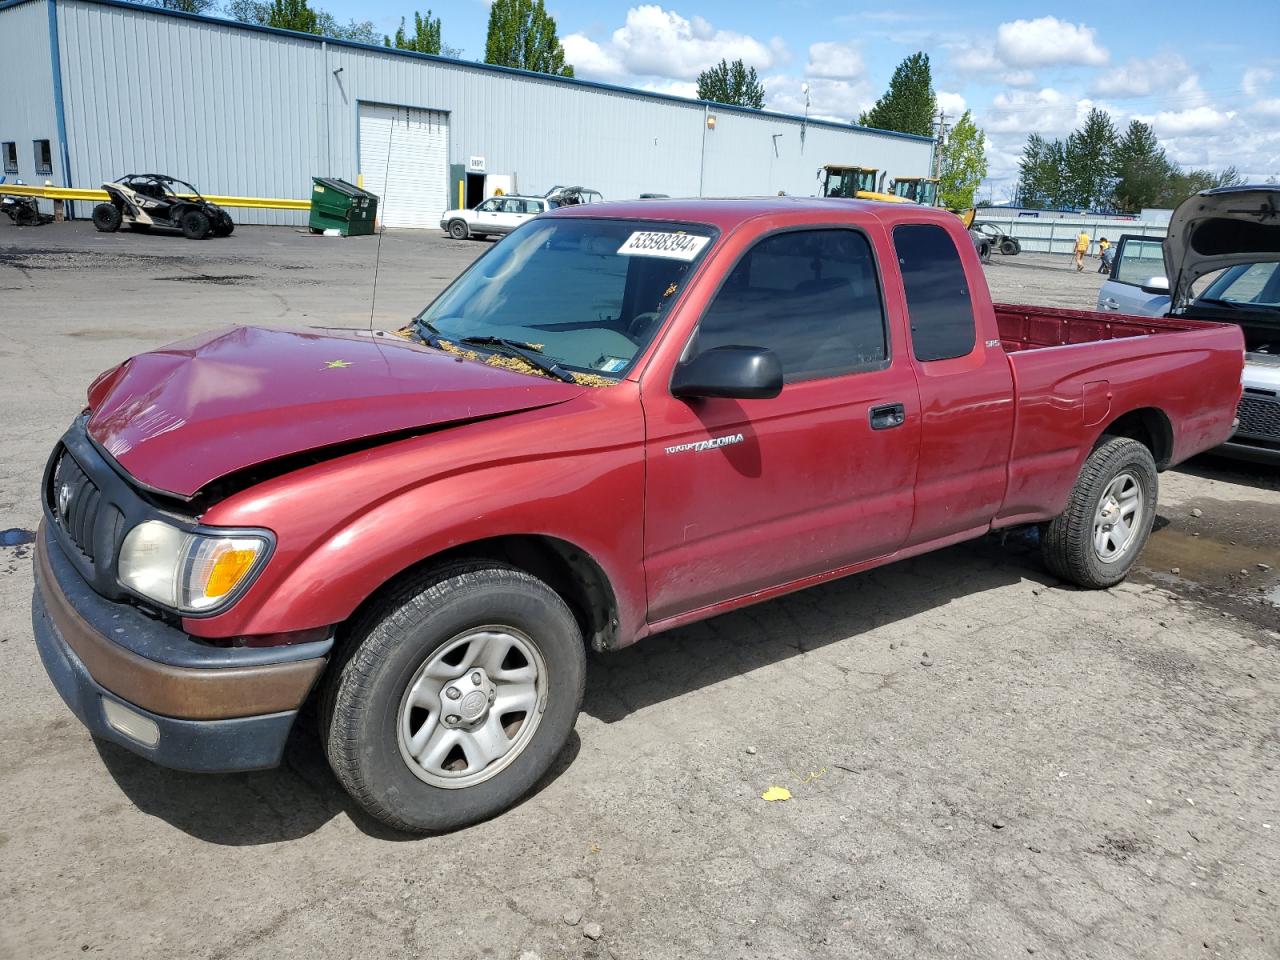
<box><xmin>693</xmin><ymin>229</ymin><xmax>888</xmax><ymax>383</ymax></box>
<box><xmin>894</xmin><ymin>223</ymin><xmax>976</xmax><ymax>362</ymax></box>
<box><xmin>1111</xmin><ymin>237</ymin><xmax>1166</xmax><ymax>287</ymax></box>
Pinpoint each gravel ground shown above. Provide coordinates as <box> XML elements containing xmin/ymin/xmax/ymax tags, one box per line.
<box><xmin>1</xmin><ymin>221</ymin><xmax>1277</xmax><ymax>960</ymax></box>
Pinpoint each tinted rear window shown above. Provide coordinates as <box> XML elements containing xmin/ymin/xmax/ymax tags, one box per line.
<box><xmin>894</xmin><ymin>224</ymin><xmax>976</xmax><ymax>362</ymax></box>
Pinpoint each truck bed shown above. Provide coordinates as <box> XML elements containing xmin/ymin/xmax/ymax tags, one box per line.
<box><xmin>993</xmin><ymin>303</ymin><xmax>1218</xmax><ymax>352</ymax></box>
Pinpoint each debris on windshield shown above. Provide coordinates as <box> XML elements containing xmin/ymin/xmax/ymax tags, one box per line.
<box><xmin>392</xmin><ymin>326</ymin><xmax>617</xmax><ymax>388</ymax></box>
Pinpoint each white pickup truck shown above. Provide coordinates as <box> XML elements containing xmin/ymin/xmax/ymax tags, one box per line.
<box><xmin>1098</xmin><ymin>186</ymin><xmax>1280</xmax><ymax>463</ymax></box>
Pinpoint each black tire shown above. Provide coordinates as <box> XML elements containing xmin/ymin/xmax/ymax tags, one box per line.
<box><xmin>322</xmin><ymin>562</ymin><xmax>586</xmax><ymax>833</ymax></box>
<box><xmin>180</xmin><ymin>209</ymin><xmax>211</xmax><ymax>239</ymax></box>
<box><xmin>14</xmin><ymin>203</ymin><xmax>38</xmax><ymax>226</ymax></box>
<box><xmin>92</xmin><ymin>203</ymin><xmax>121</xmax><ymax>232</ymax></box>
<box><xmin>447</xmin><ymin>219</ymin><xmax>469</xmax><ymax>240</ymax></box>
<box><xmin>1000</xmin><ymin>239</ymin><xmax>1019</xmax><ymax>256</ymax></box>
<box><xmin>211</xmin><ymin>210</ymin><xmax>234</xmax><ymax>237</ymax></box>
<box><xmin>1041</xmin><ymin>436</ymin><xmax>1158</xmax><ymax>588</ymax></box>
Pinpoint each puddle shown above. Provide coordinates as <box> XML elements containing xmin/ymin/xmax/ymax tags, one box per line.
<box><xmin>1134</xmin><ymin>496</ymin><xmax>1280</xmax><ymax>632</ymax></box>
<box><xmin>0</xmin><ymin>528</ymin><xmax>35</xmax><ymax>547</ymax></box>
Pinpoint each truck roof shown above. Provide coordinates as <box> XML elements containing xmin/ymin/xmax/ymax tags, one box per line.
<box><xmin>547</xmin><ymin>196</ymin><xmax>959</xmax><ymax>231</ymax></box>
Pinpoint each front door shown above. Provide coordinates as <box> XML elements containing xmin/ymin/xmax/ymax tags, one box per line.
<box><xmin>641</xmin><ymin>227</ymin><xmax>921</xmax><ymax>623</ymax></box>
<box><xmin>1098</xmin><ymin>235</ymin><xmax>1171</xmax><ymax>314</ymax></box>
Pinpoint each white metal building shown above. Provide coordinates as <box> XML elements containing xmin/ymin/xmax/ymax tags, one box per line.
<box><xmin>0</xmin><ymin>0</ymin><xmax>935</xmax><ymax>226</ymax></box>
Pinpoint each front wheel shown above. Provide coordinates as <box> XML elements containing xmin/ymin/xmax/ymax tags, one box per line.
<box><xmin>92</xmin><ymin>203</ymin><xmax>121</xmax><ymax>232</ymax></box>
<box><xmin>447</xmin><ymin>219</ymin><xmax>469</xmax><ymax>240</ymax></box>
<box><xmin>1001</xmin><ymin>238</ymin><xmax>1020</xmax><ymax>256</ymax></box>
<box><xmin>322</xmin><ymin>562</ymin><xmax>585</xmax><ymax>833</ymax></box>
<box><xmin>180</xmin><ymin>209</ymin><xmax>211</xmax><ymax>239</ymax></box>
<box><xmin>1041</xmin><ymin>436</ymin><xmax>1157</xmax><ymax>588</ymax></box>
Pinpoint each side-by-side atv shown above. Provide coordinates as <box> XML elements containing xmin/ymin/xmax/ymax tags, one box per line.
<box><xmin>92</xmin><ymin>174</ymin><xmax>233</xmax><ymax>239</ymax></box>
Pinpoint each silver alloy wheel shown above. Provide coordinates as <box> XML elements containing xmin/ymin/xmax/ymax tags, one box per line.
<box><xmin>397</xmin><ymin>626</ymin><xmax>547</xmax><ymax>789</ymax></box>
<box><xmin>1093</xmin><ymin>472</ymin><xmax>1144</xmax><ymax>563</ymax></box>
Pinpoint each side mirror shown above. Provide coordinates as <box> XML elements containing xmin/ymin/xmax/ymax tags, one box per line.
<box><xmin>1141</xmin><ymin>275</ymin><xmax>1169</xmax><ymax>294</ymax></box>
<box><xmin>671</xmin><ymin>345</ymin><xmax>783</xmax><ymax>401</ymax></box>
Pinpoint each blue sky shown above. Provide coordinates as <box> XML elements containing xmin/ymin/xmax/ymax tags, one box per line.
<box><xmin>317</xmin><ymin>0</ymin><xmax>1280</xmax><ymax>198</ymax></box>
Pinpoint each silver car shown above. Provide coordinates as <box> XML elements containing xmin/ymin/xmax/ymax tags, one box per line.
<box><xmin>1098</xmin><ymin>187</ymin><xmax>1280</xmax><ymax>463</ymax></box>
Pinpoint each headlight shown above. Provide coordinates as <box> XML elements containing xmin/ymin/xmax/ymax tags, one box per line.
<box><xmin>117</xmin><ymin>520</ymin><xmax>270</xmax><ymax>614</ymax></box>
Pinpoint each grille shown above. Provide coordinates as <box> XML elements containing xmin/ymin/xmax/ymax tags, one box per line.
<box><xmin>1237</xmin><ymin>394</ymin><xmax>1280</xmax><ymax>441</ymax></box>
<box><xmin>52</xmin><ymin>451</ymin><xmax>102</xmax><ymax>561</ymax></box>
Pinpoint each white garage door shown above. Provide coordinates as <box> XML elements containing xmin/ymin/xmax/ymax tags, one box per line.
<box><xmin>358</xmin><ymin>103</ymin><xmax>449</xmax><ymax>229</ymax></box>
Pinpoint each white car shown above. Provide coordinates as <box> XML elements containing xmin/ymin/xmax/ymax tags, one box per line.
<box><xmin>1098</xmin><ymin>186</ymin><xmax>1280</xmax><ymax>463</ymax></box>
<box><xmin>440</xmin><ymin>195</ymin><xmax>552</xmax><ymax>241</ymax></box>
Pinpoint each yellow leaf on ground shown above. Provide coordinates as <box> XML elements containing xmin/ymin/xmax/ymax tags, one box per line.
<box><xmin>761</xmin><ymin>786</ymin><xmax>792</xmax><ymax>802</ymax></box>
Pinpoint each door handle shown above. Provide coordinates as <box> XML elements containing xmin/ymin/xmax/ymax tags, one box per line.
<box><xmin>1101</xmin><ymin>297</ymin><xmax>1119</xmax><ymax>310</ymax></box>
<box><xmin>869</xmin><ymin>402</ymin><xmax>906</xmax><ymax>430</ymax></box>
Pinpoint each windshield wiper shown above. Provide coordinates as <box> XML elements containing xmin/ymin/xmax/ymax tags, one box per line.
<box><xmin>410</xmin><ymin>318</ymin><xmax>449</xmax><ymax>348</ymax></box>
<box><xmin>458</xmin><ymin>336</ymin><xmax>577</xmax><ymax>383</ymax></box>
<box><xmin>459</xmin><ymin>335</ymin><xmax>546</xmax><ymax>353</ymax></box>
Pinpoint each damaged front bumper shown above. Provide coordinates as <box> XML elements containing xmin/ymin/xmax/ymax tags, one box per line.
<box><xmin>31</xmin><ymin>522</ymin><xmax>332</xmax><ymax>772</ymax></box>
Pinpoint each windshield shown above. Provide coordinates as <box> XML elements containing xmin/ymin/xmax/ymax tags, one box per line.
<box><xmin>1198</xmin><ymin>262</ymin><xmax>1280</xmax><ymax>310</ymax></box>
<box><xmin>824</xmin><ymin>169</ymin><xmax>875</xmax><ymax>198</ymax></box>
<box><xmin>414</xmin><ymin>217</ymin><xmax>717</xmax><ymax>380</ymax></box>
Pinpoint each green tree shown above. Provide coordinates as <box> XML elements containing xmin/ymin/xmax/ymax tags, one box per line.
<box><xmin>1062</xmin><ymin>107</ymin><xmax>1118</xmax><ymax>210</ymax></box>
<box><xmin>1015</xmin><ymin>133</ymin><xmax>1067</xmax><ymax>209</ymax></box>
<box><xmin>858</xmin><ymin>52</ymin><xmax>936</xmax><ymax>137</ymax></box>
<box><xmin>484</xmin><ymin>0</ymin><xmax>573</xmax><ymax>77</ymax></box>
<box><xmin>315</xmin><ymin>11</ymin><xmax>378</xmax><ymax>42</ymax></box>
<box><xmin>1111</xmin><ymin>120</ymin><xmax>1173</xmax><ymax>212</ymax></box>
<box><xmin>696</xmin><ymin>58</ymin><xmax>765</xmax><ymax>109</ymax></box>
<box><xmin>386</xmin><ymin>10</ymin><xmax>442</xmax><ymax>54</ymax></box>
<box><xmin>139</xmin><ymin>0</ymin><xmax>218</xmax><ymax>13</ymax></box>
<box><xmin>937</xmin><ymin>110</ymin><xmax>987</xmax><ymax>210</ymax></box>
<box><xmin>265</xmin><ymin>0</ymin><xmax>318</xmax><ymax>33</ymax></box>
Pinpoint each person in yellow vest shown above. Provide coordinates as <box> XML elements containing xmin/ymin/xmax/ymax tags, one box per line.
<box><xmin>1097</xmin><ymin>237</ymin><xmax>1112</xmax><ymax>274</ymax></box>
<box><xmin>1074</xmin><ymin>230</ymin><xmax>1091</xmax><ymax>272</ymax></box>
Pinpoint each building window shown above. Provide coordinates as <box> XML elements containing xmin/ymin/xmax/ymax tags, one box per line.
<box><xmin>894</xmin><ymin>223</ymin><xmax>977</xmax><ymax>362</ymax></box>
<box><xmin>34</xmin><ymin>139</ymin><xmax>52</xmax><ymax>176</ymax></box>
<box><xmin>2</xmin><ymin>142</ymin><xmax>17</xmax><ymax>175</ymax></box>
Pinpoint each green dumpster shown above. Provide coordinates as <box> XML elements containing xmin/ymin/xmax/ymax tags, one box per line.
<box><xmin>308</xmin><ymin>177</ymin><xmax>378</xmax><ymax>236</ymax></box>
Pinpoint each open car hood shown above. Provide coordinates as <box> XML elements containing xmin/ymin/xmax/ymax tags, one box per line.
<box><xmin>1166</xmin><ymin>186</ymin><xmax>1280</xmax><ymax>308</ymax></box>
<box><xmin>86</xmin><ymin>326</ymin><xmax>585</xmax><ymax>498</ymax></box>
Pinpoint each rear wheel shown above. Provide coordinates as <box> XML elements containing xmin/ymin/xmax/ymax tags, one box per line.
<box><xmin>180</xmin><ymin>209</ymin><xmax>211</xmax><ymax>239</ymax></box>
<box><xmin>1041</xmin><ymin>436</ymin><xmax>1157</xmax><ymax>588</ymax></box>
<box><xmin>447</xmin><ymin>219</ymin><xmax>469</xmax><ymax>240</ymax></box>
<box><xmin>322</xmin><ymin>562</ymin><xmax>585</xmax><ymax>833</ymax></box>
<box><xmin>92</xmin><ymin>203</ymin><xmax>121</xmax><ymax>232</ymax></box>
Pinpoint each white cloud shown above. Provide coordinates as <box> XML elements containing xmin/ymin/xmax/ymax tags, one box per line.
<box><xmin>1251</xmin><ymin>98</ymin><xmax>1280</xmax><ymax>118</ymax></box>
<box><xmin>1133</xmin><ymin>105</ymin><xmax>1236</xmax><ymax>136</ymax></box>
<box><xmin>995</xmin><ymin>17</ymin><xmax>1108</xmax><ymax>68</ymax></box>
<box><xmin>936</xmin><ymin>90</ymin><xmax>967</xmax><ymax>116</ymax></box>
<box><xmin>983</xmin><ymin>88</ymin><xmax>1094</xmax><ymax>137</ymax></box>
<box><xmin>1001</xmin><ymin>70</ymin><xmax>1037</xmax><ymax>88</ymax></box>
<box><xmin>563</xmin><ymin>5</ymin><xmax>788</xmax><ymax>83</ymax></box>
<box><xmin>1243</xmin><ymin>67</ymin><xmax>1273</xmax><ymax>97</ymax></box>
<box><xmin>806</xmin><ymin>41</ymin><xmax>864</xmax><ymax>80</ymax></box>
<box><xmin>1091</xmin><ymin>53</ymin><xmax>1190</xmax><ymax>98</ymax></box>
<box><xmin>950</xmin><ymin>43</ymin><xmax>1000</xmax><ymax>74</ymax></box>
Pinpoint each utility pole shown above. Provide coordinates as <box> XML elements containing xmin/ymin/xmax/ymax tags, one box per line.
<box><xmin>931</xmin><ymin>110</ymin><xmax>950</xmax><ymax>179</ymax></box>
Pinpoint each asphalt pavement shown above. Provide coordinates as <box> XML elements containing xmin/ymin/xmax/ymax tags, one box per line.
<box><xmin>1</xmin><ymin>222</ymin><xmax>1277</xmax><ymax>960</ymax></box>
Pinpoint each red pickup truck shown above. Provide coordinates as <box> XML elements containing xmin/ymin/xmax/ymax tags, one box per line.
<box><xmin>33</xmin><ymin>199</ymin><xmax>1242</xmax><ymax>832</ymax></box>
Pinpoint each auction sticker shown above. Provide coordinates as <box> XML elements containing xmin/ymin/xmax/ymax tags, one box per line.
<box><xmin>618</xmin><ymin>231</ymin><xmax>710</xmax><ymax>261</ymax></box>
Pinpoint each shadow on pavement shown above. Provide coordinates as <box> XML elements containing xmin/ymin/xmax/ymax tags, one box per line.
<box><xmin>95</xmin><ymin>716</ymin><xmax>581</xmax><ymax>845</ymax></box>
<box><xmin>582</xmin><ymin>535</ymin><xmax>1049</xmax><ymax>724</ymax></box>
<box><xmin>1175</xmin><ymin>453</ymin><xmax>1279</xmax><ymax>494</ymax></box>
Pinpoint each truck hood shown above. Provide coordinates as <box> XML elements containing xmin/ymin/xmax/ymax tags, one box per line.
<box><xmin>86</xmin><ymin>326</ymin><xmax>585</xmax><ymax>498</ymax></box>
<box><xmin>1166</xmin><ymin>186</ymin><xmax>1280</xmax><ymax>307</ymax></box>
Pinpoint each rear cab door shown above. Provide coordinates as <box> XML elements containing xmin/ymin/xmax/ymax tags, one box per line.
<box><xmin>1098</xmin><ymin>234</ymin><xmax>1171</xmax><ymax>316</ymax></box>
<box><xmin>639</xmin><ymin>214</ymin><xmax>922</xmax><ymax>624</ymax></box>
<box><xmin>887</xmin><ymin>215</ymin><xmax>1016</xmax><ymax>547</ymax></box>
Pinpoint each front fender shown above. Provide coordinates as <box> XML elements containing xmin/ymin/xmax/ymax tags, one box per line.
<box><xmin>185</xmin><ymin>388</ymin><xmax>647</xmax><ymax>643</ymax></box>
